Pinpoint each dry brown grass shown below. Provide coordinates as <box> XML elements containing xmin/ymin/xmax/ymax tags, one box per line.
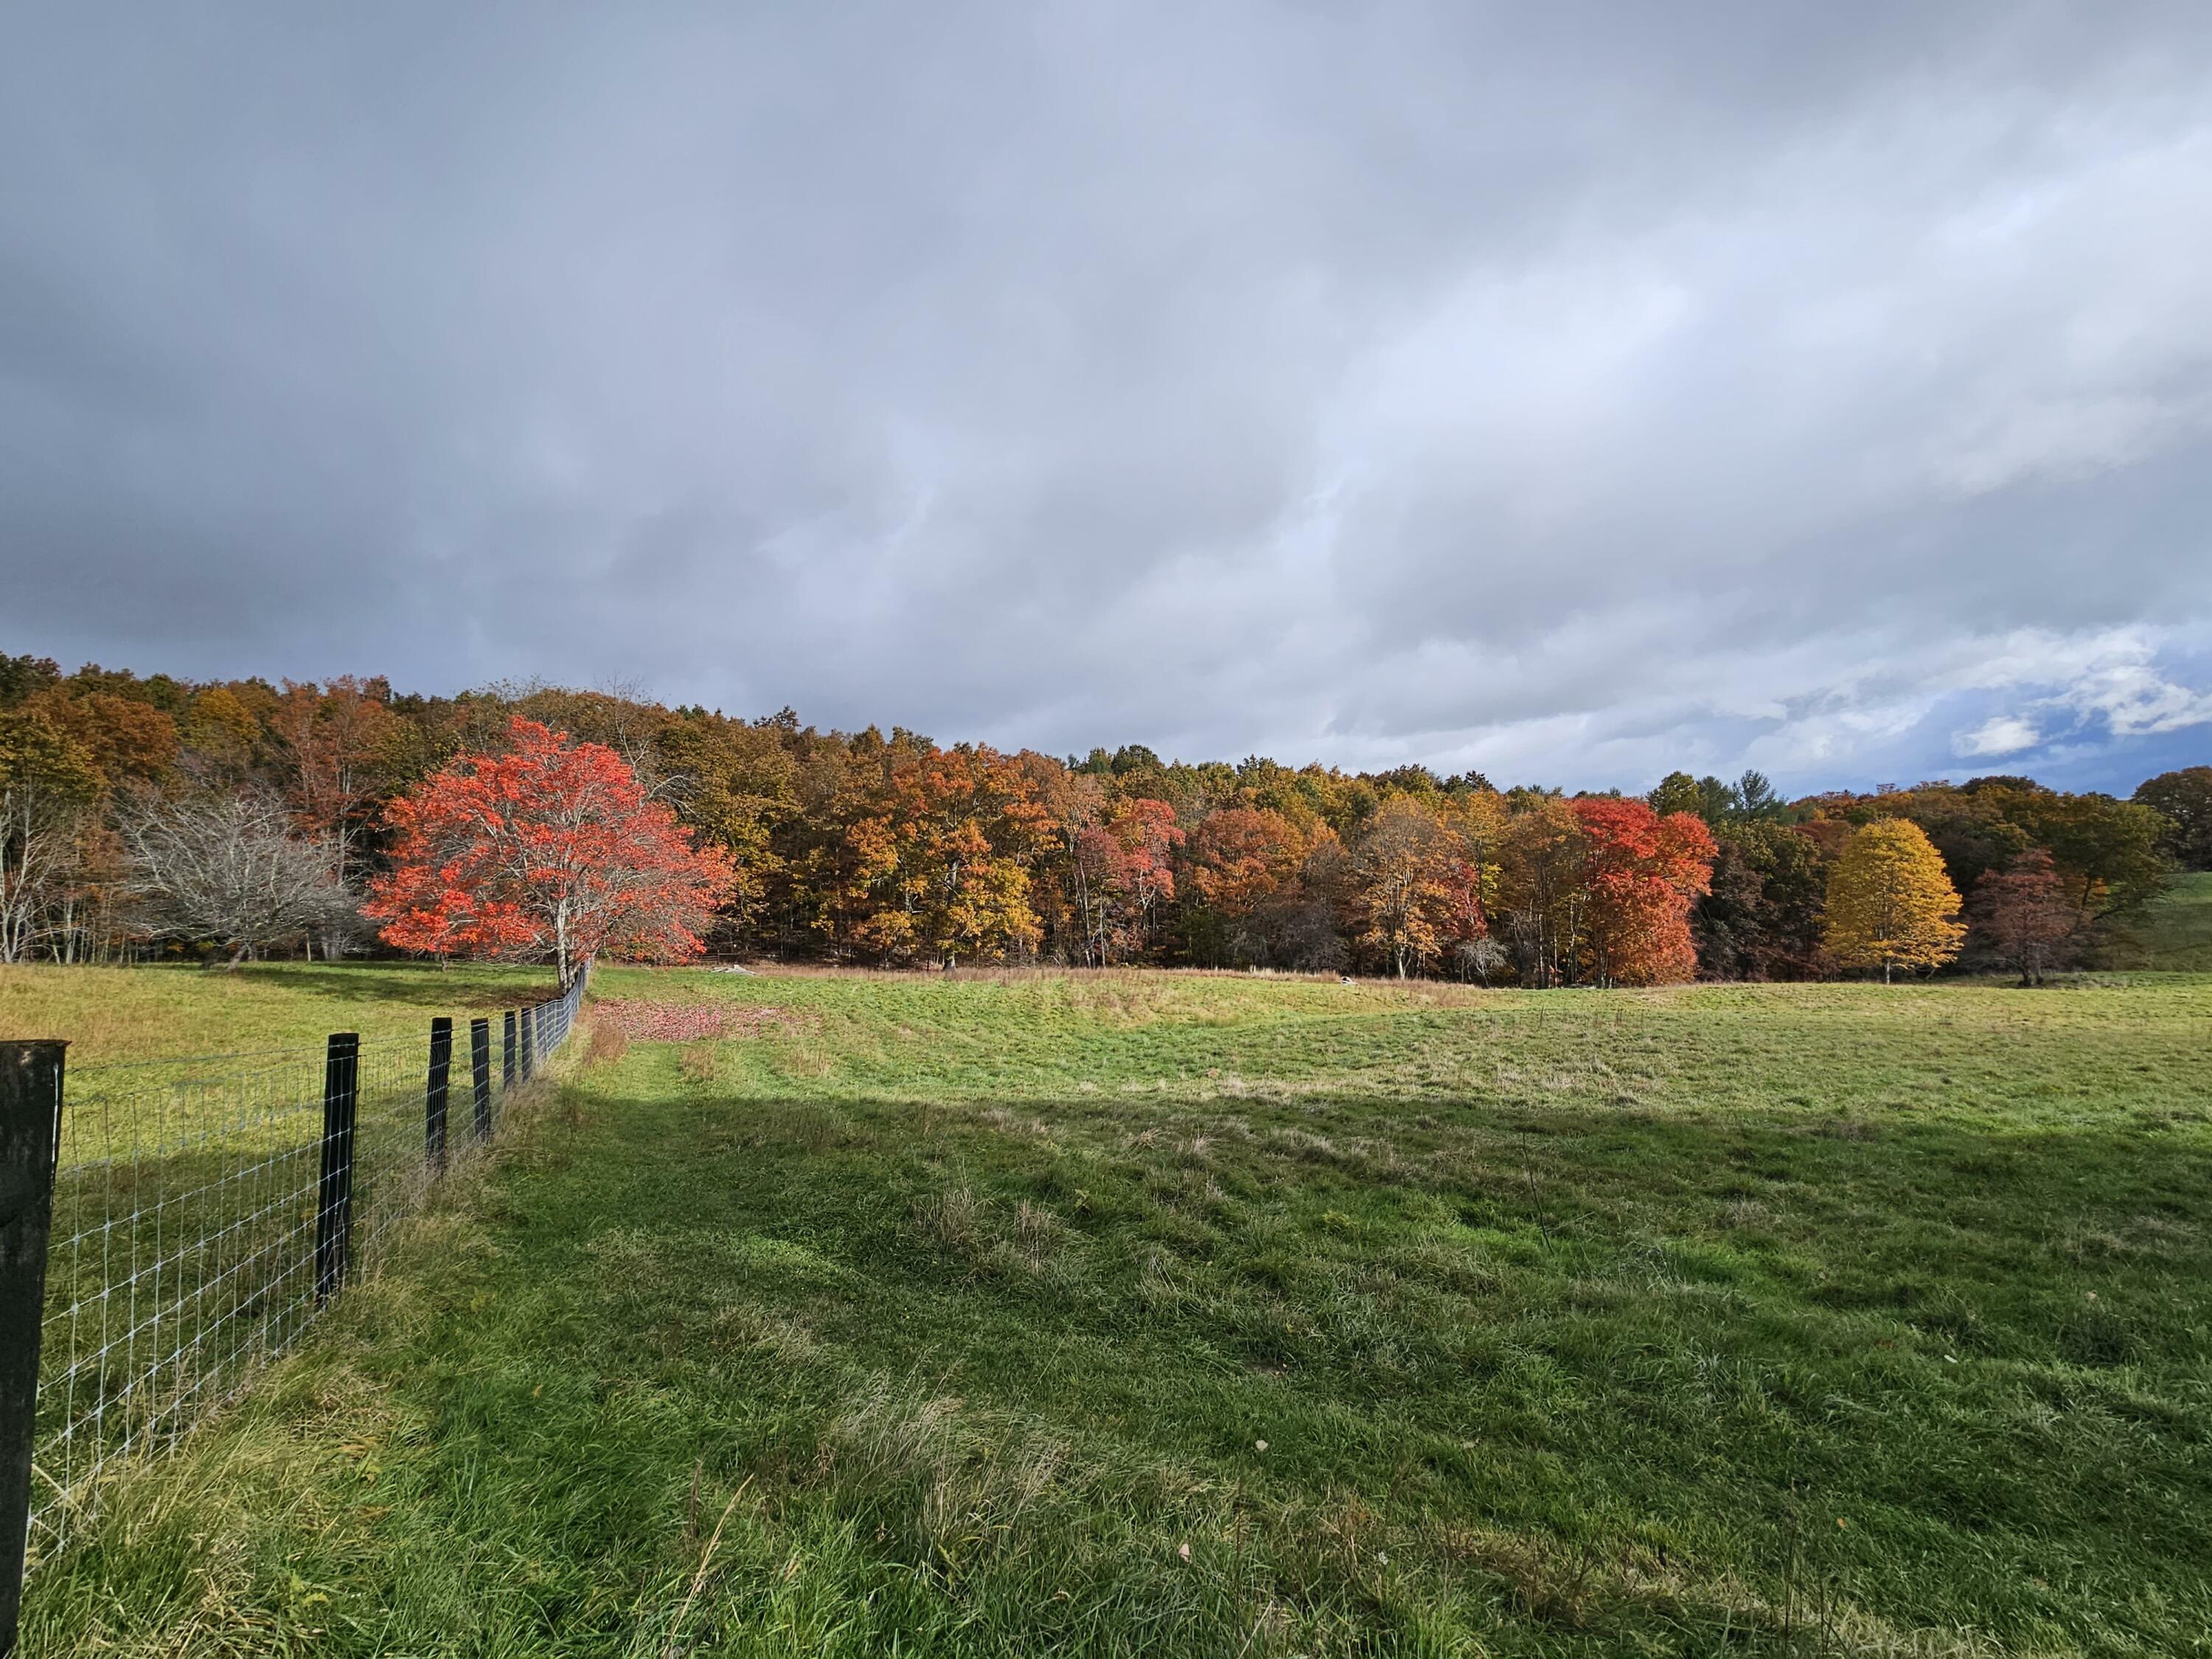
<box><xmin>911</xmin><ymin>1186</ymin><xmax>983</xmax><ymax>1254</ymax></box>
<box><xmin>582</xmin><ymin>1020</ymin><xmax>630</xmax><ymax>1068</ymax></box>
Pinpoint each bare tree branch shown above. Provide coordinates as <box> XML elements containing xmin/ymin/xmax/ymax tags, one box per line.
<box><xmin>125</xmin><ymin>791</ymin><xmax>356</xmax><ymax>965</ymax></box>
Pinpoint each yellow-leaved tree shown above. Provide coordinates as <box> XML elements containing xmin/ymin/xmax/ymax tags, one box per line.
<box><xmin>1822</xmin><ymin>817</ymin><xmax>1965</xmax><ymax>983</ymax></box>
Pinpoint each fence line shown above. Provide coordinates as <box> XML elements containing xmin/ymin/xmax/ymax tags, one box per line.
<box><xmin>0</xmin><ymin>967</ymin><xmax>588</xmax><ymax>1649</ymax></box>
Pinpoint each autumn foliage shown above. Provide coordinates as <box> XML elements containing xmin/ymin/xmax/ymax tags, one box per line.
<box><xmin>1186</xmin><ymin>808</ymin><xmax>1304</xmax><ymax>915</ymax></box>
<box><xmin>1348</xmin><ymin>798</ymin><xmax>1473</xmax><ymax>978</ymax></box>
<box><xmin>833</xmin><ymin>745</ymin><xmax>1050</xmax><ymax>967</ymax></box>
<box><xmin>1969</xmin><ymin>848</ymin><xmax>2079</xmax><ymax>985</ymax></box>
<box><xmin>364</xmin><ymin>718</ymin><xmax>736</xmax><ymax>981</ymax></box>
<box><xmin>1072</xmin><ymin>798</ymin><xmax>1184</xmax><ymax>964</ymax></box>
<box><xmin>1821</xmin><ymin>818</ymin><xmax>1966</xmax><ymax>983</ymax></box>
<box><xmin>1571</xmin><ymin>798</ymin><xmax>1717</xmax><ymax>986</ymax></box>
<box><xmin>1</xmin><ymin>653</ymin><xmax>2186</xmax><ymax>983</ymax></box>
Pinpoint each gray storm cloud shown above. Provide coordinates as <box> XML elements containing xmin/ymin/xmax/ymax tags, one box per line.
<box><xmin>3</xmin><ymin>1</ymin><xmax>2210</xmax><ymax>791</ymax></box>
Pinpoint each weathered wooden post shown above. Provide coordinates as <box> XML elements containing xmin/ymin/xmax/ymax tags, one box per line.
<box><xmin>425</xmin><ymin>1018</ymin><xmax>452</xmax><ymax>1173</ymax></box>
<box><xmin>315</xmin><ymin>1034</ymin><xmax>360</xmax><ymax>1306</ymax></box>
<box><xmin>2</xmin><ymin>1040</ymin><xmax>66</xmax><ymax>1657</ymax></box>
<box><xmin>470</xmin><ymin>1018</ymin><xmax>493</xmax><ymax>1141</ymax></box>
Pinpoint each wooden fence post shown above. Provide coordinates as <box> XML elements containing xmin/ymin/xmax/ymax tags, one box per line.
<box><xmin>502</xmin><ymin>1011</ymin><xmax>517</xmax><ymax>1088</ymax></box>
<box><xmin>470</xmin><ymin>1019</ymin><xmax>493</xmax><ymax>1141</ymax></box>
<box><xmin>425</xmin><ymin>1018</ymin><xmax>452</xmax><ymax>1173</ymax></box>
<box><xmin>0</xmin><ymin>1041</ymin><xmax>65</xmax><ymax>1659</ymax></box>
<box><xmin>315</xmin><ymin>1034</ymin><xmax>360</xmax><ymax>1307</ymax></box>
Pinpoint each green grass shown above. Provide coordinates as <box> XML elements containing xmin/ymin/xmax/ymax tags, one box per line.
<box><xmin>19</xmin><ymin>967</ymin><xmax>2212</xmax><ymax>1657</ymax></box>
<box><xmin>3</xmin><ymin>961</ymin><xmax>570</xmax><ymax>1169</ymax></box>
<box><xmin>15</xmin><ymin>962</ymin><xmax>586</xmax><ymax>1586</ymax></box>
<box><xmin>0</xmin><ymin>961</ymin><xmax>566</xmax><ymax>1066</ymax></box>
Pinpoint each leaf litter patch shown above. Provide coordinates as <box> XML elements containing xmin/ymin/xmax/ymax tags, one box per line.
<box><xmin>594</xmin><ymin>998</ymin><xmax>807</xmax><ymax>1042</ymax></box>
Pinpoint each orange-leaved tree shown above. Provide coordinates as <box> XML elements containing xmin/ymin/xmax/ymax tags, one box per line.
<box><xmin>841</xmin><ymin>744</ymin><xmax>1049</xmax><ymax>967</ymax></box>
<box><xmin>1063</xmin><ymin>797</ymin><xmax>1186</xmax><ymax>964</ymax></box>
<box><xmin>273</xmin><ymin>677</ymin><xmax>408</xmax><ymax>888</ymax></box>
<box><xmin>1187</xmin><ymin>807</ymin><xmax>1305</xmax><ymax>918</ymax></box>
<box><xmin>1348</xmin><ymin>797</ymin><xmax>1471</xmax><ymax>978</ymax></box>
<box><xmin>1102</xmin><ymin>797</ymin><xmax>1183</xmax><ymax>959</ymax></box>
<box><xmin>1571</xmin><ymin>796</ymin><xmax>1717</xmax><ymax>986</ymax></box>
<box><xmin>364</xmin><ymin>717</ymin><xmax>737</xmax><ymax>982</ymax></box>
<box><xmin>1185</xmin><ymin>806</ymin><xmax>1307</xmax><ymax>964</ymax></box>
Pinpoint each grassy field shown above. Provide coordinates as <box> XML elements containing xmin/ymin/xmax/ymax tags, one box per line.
<box><xmin>15</xmin><ymin>964</ymin><xmax>2212</xmax><ymax>1657</ymax></box>
<box><xmin>0</xmin><ymin>961</ymin><xmax>566</xmax><ymax>1066</ymax></box>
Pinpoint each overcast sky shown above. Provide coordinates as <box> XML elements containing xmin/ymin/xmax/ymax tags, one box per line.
<box><xmin>4</xmin><ymin>3</ymin><xmax>2210</xmax><ymax>794</ymax></box>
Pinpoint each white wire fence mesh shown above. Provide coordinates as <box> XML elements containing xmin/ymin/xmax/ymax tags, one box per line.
<box><xmin>22</xmin><ymin>970</ymin><xmax>586</xmax><ymax>1571</ymax></box>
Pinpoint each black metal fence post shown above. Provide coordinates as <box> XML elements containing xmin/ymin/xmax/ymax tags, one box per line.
<box><xmin>1</xmin><ymin>1040</ymin><xmax>65</xmax><ymax>1659</ymax></box>
<box><xmin>502</xmin><ymin>1011</ymin><xmax>517</xmax><ymax>1088</ymax></box>
<box><xmin>315</xmin><ymin>1034</ymin><xmax>360</xmax><ymax>1307</ymax></box>
<box><xmin>470</xmin><ymin>1018</ymin><xmax>493</xmax><ymax>1142</ymax></box>
<box><xmin>520</xmin><ymin>1006</ymin><xmax>536</xmax><ymax>1081</ymax></box>
<box><xmin>425</xmin><ymin>1018</ymin><xmax>452</xmax><ymax>1173</ymax></box>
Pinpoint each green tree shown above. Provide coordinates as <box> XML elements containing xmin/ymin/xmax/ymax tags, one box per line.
<box><xmin>1733</xmin><ymin>769</ymin><xmax>1784</xmax><ymax>821</ymax></box>
<box><xmin>0</xmin><ymin>654</ymin><xmax>61</xmax><ymax>709</ymax></box>
<box><xmin>1692</xmin><ymin>821</ymin><xmax>1831</xmax><ymax>980</ymax></box>
<box><xmin>1649</xmin><ymin>771</ymin><xmax>1736</xmax><ymax>826</ymax></box>
<box><xmin>2023</xmin><ymin>793</ymin><xmax>2171</xmax><ymax>916</ymax></box>
<box><xmin>2133</xmin><ymin>767</ymin><xmax>2212</xmax><ymax>870</ymax></box>
<box><xmin>1905</xmin><ymin>784</ymin><xmax>2033</xmax><ymax>897</ymax></box>
<box><xmin>1822</xmin><ymin>818</ymin><xmax>1965</xmax><ymax>983</ymax></box>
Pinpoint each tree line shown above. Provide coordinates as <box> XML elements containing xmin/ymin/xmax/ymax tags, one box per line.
<box><xmin>1</xmin><ymin>651</ymin><xmax>2204</xmax><ymax>982</ymax></box>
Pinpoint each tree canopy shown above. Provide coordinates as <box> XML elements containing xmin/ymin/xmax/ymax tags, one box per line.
<box><xmin>2134</xmin><ymin>767</ymin><xmax>2212</xmax><ymax>870</ymax></box>
<box><xmin>363</xmin><ymin>718</ymin><xmax>737</xmax><ymax>981</ymax></box>
<box><xmin>1822</xmin><ymin>819</ymin><xmax>1966</xmax><ymax>983</ymax></box>
<box><xmin>0</xmin><ymin>650</ymin><xmax>2189</xmax><ymax>983</ymax></box>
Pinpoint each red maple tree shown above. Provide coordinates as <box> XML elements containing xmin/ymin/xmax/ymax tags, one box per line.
<box><xmin>364</xmin><ymin>717</ymin><xmax>737</xmax><ymax>981</ymax></box>
<box><xmin>1571</xmin><ymin>798</ymin><xmax>1717</xmax><ymax>986</ymax></box>
<box><xmin>1105</xmin><ymin>798</ymin><xmax>1182</xmax><ymax>920</ymax></box>
<box><xmin>1969</xmin><ymin>846</ymin><xmax>2079</xmax><ymax>985</ymax></box>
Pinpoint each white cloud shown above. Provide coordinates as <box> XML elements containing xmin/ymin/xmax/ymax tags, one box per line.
<box><xmin>1954</xmin><ymin>714</ymin><xmax>2042</xmax><ymax>758</ymax></box>
<box><xmin>2053</xmin><ymin>659</ymin><xmax>2212</xmax><ymax>736</ymax></box>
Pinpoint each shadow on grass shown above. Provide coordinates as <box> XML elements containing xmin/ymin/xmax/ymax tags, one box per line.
<box><xmin>445</xmin><ymin>1072</ymin><xmax>2212</xmax><ymax>1652</ymax></box>
<box><xmin>233</xmin><ymin>963</ymin><xmax>566</xmax><ymax>1009</ymax></box>
<box><xmin>26</xmin><ymin>1065</ymin><xmax>2212</xmax><ymax>1658</ymax></box>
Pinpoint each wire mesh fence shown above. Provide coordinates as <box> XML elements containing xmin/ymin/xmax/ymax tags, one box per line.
<box><xmin>14</xmin><ymin>970</ymin><xmax>588</xmax><ymax>1574</ymax></box>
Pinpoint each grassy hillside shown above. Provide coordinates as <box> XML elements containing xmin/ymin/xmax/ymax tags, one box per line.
<box><xmin>2086</xmin><ymin>871</ymin><xmax>2212</xmax><ymax>973</ymax></box>
<box><xmin>19</xmin><ymin>967</ymin><xmax>2212</xmax><ymax>1656</ymax></box>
